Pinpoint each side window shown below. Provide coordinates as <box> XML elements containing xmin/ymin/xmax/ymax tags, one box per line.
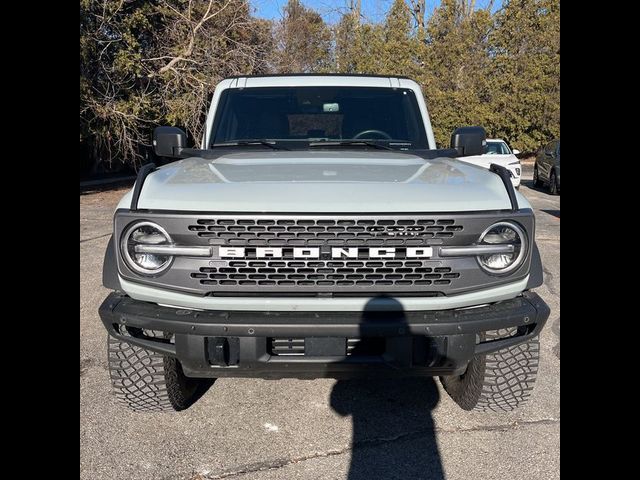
<box><xmin>485</xmin><ymin>143</ymin><xmax>499</xmax><ymax>154</ymax></box>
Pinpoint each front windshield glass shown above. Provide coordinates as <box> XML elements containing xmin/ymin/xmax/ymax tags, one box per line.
<box><xmin>210</xmin><ymin>87</ymin><xmax>429</xmax><ymax>150</ymax></box>
<box><xmin>484</xmin><ymin>141</ymin><xmax>511</xmax><ymax>155</ymax></box>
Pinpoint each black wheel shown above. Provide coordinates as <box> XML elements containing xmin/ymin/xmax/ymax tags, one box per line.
<box><xmin>440</xmin><ymin>329</ymin><xmax>539</xmax><ymax>412</ymax></box>
<box><xmin>533</xmin><ymin>165</ymin><xmax>543</xmax><ymax>188</ymax></box>
<box><xmin>549</xmin><ymin>170</ymin><xmax>559</xmax><ymax>195</ymax></box>
<box><xmin>107</xmin><ymin>333</ymin><xmax>212</xmax><ymax>412</ymax></box>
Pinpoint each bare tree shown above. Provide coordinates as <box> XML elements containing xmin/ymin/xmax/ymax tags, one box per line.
<box><xmin>148</xmin><ymin>1</ymin><xmax>271</xmax><ymax>143</ymax></box>
<box><xmin>81</xmin><ymin>0</ymin><xmax>271</xmax><ymax>171</ymax></box>
<box><xmin>407</xmin><ymin>0</ymin><xmax>426</xmax><ymax>29</ymax></box>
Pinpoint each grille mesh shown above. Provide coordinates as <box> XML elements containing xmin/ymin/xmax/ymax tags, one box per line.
<box><xmin>188</xmin><ymin>218</ymin><xmax>463</xmax><ymax>246</ymax></box>
<box><xmin>190</xmin><ymin>260</ymin><xmax>460</xmax><ymax>288</ymax></box>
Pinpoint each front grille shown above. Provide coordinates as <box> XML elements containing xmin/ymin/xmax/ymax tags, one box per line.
<box><xmin>269</xmin><ymin>337</ymin><xmax>384</xmax><ymax>356</ymax></box>
<box><xmin>191</xmin><ymin>260</ymin><xmax>460</xmax><ymax>288</ymax></box>
<box><xmin>183</xmin><ymin>216</ymin><xmax>468</xmax><ymax>293</ymax></box>
<box><xmin>188</xmin><ymin>217</ymin><xmax>463</xmax><ymax>246</ymax></box>
<box><xmin>115</xmin><ymin>211</ymin><xmax>536</xmax><ymax>295</ymax></box>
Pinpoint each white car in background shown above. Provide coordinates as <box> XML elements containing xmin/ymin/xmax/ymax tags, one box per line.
<box><xmin>459</xmin><ymin>138</ymin><xmax>522</xmax><ymax>188</ymax></box>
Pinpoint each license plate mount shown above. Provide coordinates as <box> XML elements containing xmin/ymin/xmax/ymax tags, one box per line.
<box><xmin>305</xmin><ymin>337</ymin><xmax>347</xmax><ymax>356</ymax></box>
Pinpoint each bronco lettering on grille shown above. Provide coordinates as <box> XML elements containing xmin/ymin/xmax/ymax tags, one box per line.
<box><xmin>217</xmin><ymin>247</ymin><xmax>433</xmax><ymax>259</ymax></box>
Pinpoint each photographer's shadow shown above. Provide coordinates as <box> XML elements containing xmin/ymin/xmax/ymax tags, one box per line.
<box><xmin>329</xmin><ymin>296</ymin><xmax>445</xmax><ymax>479</ymax></box>
<box><xmin>330</xmin><ymin>378</ymin><xmax>443</xmax><ymax>479</ymax></box>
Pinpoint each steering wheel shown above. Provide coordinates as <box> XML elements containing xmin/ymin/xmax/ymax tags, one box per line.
<box><xmin>352</xmin><ymin>129</ymin><xmax>392</xmax><ymax>140</ymax></box>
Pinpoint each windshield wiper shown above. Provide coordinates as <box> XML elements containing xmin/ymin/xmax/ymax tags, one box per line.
<box><xmin>212</xmin><ymin>140</ymin><xmax>289</xmax><ymax>151</ymax></box>
<box><xmin>308</xmin><ymin>140</ymin><xmax>394</xmax><ymax>151</ymax></box>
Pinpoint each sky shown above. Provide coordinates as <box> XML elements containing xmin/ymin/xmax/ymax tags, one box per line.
<box><xmin>250</xmin><ymin>0</ymin><xmax>503</xmax><ymax>24</ymax></box>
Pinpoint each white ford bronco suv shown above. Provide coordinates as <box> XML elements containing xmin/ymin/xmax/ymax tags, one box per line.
<box><xmin>99</xmin><ymin>74</ymin><xmax>549</xmax><ymax>413</ymax></box>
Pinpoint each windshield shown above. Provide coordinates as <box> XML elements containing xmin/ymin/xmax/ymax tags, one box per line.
<box><xmin>210</xmin><ymin>87</ymin><xmax>429</xmax><ymax>150</ymax></box>
<box><xmin>484</xmin><ymin>141</ymin><xmax>511</xmax><ymax>155</ymax></box>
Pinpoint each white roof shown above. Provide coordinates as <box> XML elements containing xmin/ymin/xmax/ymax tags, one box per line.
<box><xmin>222</xmin><ymin>75</ymin><xmax>420</xmax><ymax>90</ymax></box>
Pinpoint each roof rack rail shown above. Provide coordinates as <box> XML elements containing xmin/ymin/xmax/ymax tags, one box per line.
<box><xmin>489</xmin><ymin>163</ymin><xmax>519</xmax><ymax>211</ymax></box>
<box><xmin>130</xmin><ymin>162</ymin><xmax>156</xmax><ymax>210</ymax></box>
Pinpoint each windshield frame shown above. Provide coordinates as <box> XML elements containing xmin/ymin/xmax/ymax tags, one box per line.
<box><xmin>208</xmin><ymin>86</ymin><xmax>430</xmax><ymax>151</ymax></box>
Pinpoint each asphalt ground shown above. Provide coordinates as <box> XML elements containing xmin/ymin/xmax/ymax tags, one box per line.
<box><xmin>80</xmin><ymin>164</ymin><xmax>559</xmax><ymax>480</ymax></box>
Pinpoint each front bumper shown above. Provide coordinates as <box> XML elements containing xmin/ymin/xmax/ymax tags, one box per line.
<box><xmin>99</xmin><ymin>291</ymin><xmax>549</xmax><ymax>379</ymax></box>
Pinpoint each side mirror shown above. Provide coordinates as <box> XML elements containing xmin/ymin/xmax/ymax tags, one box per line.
<box><xmin>512</xmin><ymin>149</ymin><xmax>520</xmax><ymax>155</ymax></box>
<box><xmin>450</xmin><ymin>126</ymin><xmax>486</xmax><ymax>157</ymax></box>
<box><xmin>153</xmin><ymin>126</ymin><xmax>187</xmax><ymax>158</ymax></box>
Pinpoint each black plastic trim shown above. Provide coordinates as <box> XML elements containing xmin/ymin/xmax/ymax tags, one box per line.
<box><xmin>490</xmin><ymin>163</ymin><xmax>519</xmax><ymax>211</ymax></box>
<box><xmin>99</xmin><ymin>291</ymin><xmax>550</xmax><ymax>378</ymax></box>
<box><xmin>130</xmin><ymin>163</ymin><xmax>156</xmax><ymax>210</ymax></box>
<box><xmin>172</xmin><ymin>146</ymin><xmax>454</xmax><ymax>161</ymax></box>
<box><xmin>100</xmin><ymin>291</ymin><xmax>548</xmax><ymax>337</ymax></box>
<box><xmin>526</xmin><ymin>242</ymin><xmax>544</xmax><ymax>289</ymax></box>
<box><xmin>150</xmin><ymin>144</ymin><xmax>497</xmax><ymax>163</ymax></box>
<box><xmin>412</xmin><ymin>148</ymin><xmax>459</xmax><ymax>159</ymax></box>
<box><xmin>102</xmin><ymin>236</ymin><xmax>122</xmax><ymax>291</ymax></box>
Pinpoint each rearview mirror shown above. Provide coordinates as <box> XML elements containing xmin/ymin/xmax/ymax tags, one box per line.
<box><xmin>512</xmin><ymin>149</ymin><xmax>520</xmax><ymax>155</ymax></box>
<box><xmin>153</xmin><ymin>126</ymin><xmax>187</xmax><ymax>158</ymax></box>
<box><xmin>450</xmin><ymin>126</ymin><xmax>486</xmax><ymax>157</ymax></box>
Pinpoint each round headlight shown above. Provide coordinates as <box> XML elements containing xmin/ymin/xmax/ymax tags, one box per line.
<box><xmin>121</xmin><ymin>221</ymin><xmax>173</xmax><ymax>275</ymax></box>
<box><xmin>477</xmin><ymin>221</ymin><xmax>527</xmax><ymax>275</ymax></box>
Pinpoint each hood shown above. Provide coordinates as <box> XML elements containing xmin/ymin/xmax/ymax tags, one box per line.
<box><xmin>126</xmin><ymin>151</ymin><xmax>522</xmax><ymax>213</ymax></box>
<box><xmin>457</xmin><ymin>154</ymin><xmax>519</xmax><ymax>169</ymax></box>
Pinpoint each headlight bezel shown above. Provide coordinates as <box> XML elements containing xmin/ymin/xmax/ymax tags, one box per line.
<box><xmin>120</xmin><ymin>221</ymin><xmax>174</xmax><ymax>276</ymax></box>
<box><xmin>476</xmin><ymin>221</ymin><xmax>528</xmax><ymax>276</ymax></box>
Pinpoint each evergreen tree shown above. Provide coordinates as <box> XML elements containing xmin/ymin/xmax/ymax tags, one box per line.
<box><xmin>416</xmin><ymin>0</ymin><xmax>494</xmax><ymax>146</ymax></box>
<box><xmin>489</xmin><ymin>0</ymin><xmax>560</xmax><ymax>152</ymax></box>
<box><xmin>272</xmin><ymin>0</ymin><xmax>333</xmax><ymax>73</ymax></box>
<box><xmin>381</xmin><ymin>0</ymin><xmax>417</xmax><ymax>76</ymax></box>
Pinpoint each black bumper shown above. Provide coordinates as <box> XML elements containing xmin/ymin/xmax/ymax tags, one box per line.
<box><xmin>99</xmin><ymin>292</ymin><xmax>550</xmax><ymax>379</ymax></box>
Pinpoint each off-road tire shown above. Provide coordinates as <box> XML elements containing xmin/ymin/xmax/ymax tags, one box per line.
<box><xmin>549</xmin><ymin>170</ymin><xmax>559</xmax><ymax>195</ymax></box>
<box><xmin>533</xmin><ymin>165</ymin><xmax>543</xmax><ymax>188</ymax></box>
<box><xmin>440</xmin><ymin>329</ymin><xmax>540</xmax><ymax>412</ymax></box>
<box><xmin>107</xmin><ymin>334</ymin><xmax>207</xmax><ymax>412</ymax></box>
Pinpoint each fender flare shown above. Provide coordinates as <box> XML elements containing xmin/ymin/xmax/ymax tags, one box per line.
<box><xmin>526</xmin><ymin>241</ymin><xmax>544</xmax><ymax>289</ymax></box>
<box><xmin>102</xmin><ymin>236</ymin><xmax>122</xmax><ymax>291</ymax></box>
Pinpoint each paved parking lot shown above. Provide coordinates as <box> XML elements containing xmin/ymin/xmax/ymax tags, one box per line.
<box><xmin>80</xmin><ymin>167</ymin><xmax>559</xmax><ymax>480</ymax></box>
